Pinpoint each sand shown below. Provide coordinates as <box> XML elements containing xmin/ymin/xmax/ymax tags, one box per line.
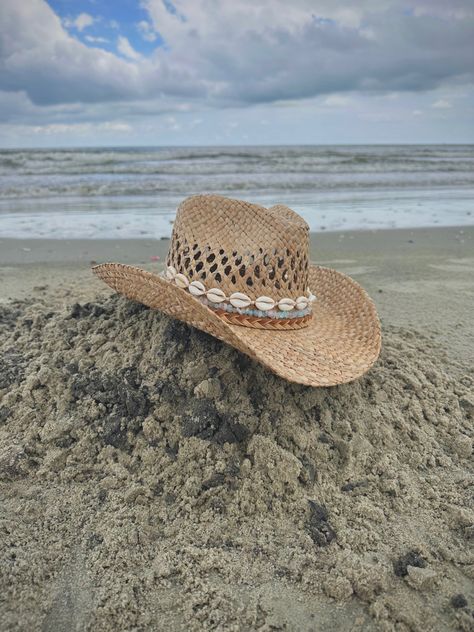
<box><xmin>0</xmin><ymin>227</ymin><xmax>473</xmax><ymax>631</ymax></box>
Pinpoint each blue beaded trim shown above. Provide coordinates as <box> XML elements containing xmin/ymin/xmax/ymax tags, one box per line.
<box><xmin>198</xmin><ymin>297</ymin><xmax>312</xmax><ymax>319</ymax></box>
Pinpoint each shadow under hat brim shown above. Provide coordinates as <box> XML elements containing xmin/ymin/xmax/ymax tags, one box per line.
<box><xmin>92</xmin><ymin>263</ymin><xmax>381</xmax><ymax>387</ymax></box>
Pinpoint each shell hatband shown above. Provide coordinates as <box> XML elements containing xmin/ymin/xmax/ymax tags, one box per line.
<box><xmin>163</xmin><ymin>266</ymin><xmax>317</xmax><ymax>313</ymax></box>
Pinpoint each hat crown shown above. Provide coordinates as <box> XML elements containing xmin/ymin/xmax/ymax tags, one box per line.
<box><xmin>166</xmin><ymin>194</ymin><xmax>310</xmax><ymax>300</ymax></box>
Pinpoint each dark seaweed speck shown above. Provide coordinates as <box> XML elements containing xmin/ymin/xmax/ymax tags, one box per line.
<box><xmin>450</xmin><ymin>594</ymin><xmax>468</xmax><ymax>609</ymax></box>
<box><xmin>393</xmin><ymin>551</ymin><xmax>426</xmax><ymax>577</ymax></box>
<box><xmin>181</xmin><ymin>399</ymin><xmax>248</xmax><ymax>445</ymax></box>
<box><xmin>307</xmin><ymin>500</ymin><xmax>336</xmax><ymax>547</ymax></box>
<box><xmin>0</xmin><ymin>351</ymin><xmax>25</xmax><ymax>389</ymax></box>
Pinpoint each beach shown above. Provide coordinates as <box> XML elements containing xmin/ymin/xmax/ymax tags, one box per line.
<box><xmin>1</xmin><ymin>226</ymin><xmax>473</xmax><ymax>631</ymax></box>
<box><xmin>2</xmin><ymin>0</ymin><xmax>474</xmax><ymax>625</ymax></box>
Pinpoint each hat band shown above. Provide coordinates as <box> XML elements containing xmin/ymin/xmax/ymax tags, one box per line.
<box><xmin>163</xmin><ymin>266</ymin><xmax>315</xmax><ymax>330</ymax></box>
<box><xmin>210</xmin><ymin>308</ymin><xmax>313</xmax><ymax>330</ymax></box>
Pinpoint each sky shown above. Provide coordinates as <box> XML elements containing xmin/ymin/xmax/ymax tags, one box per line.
<box><xmin>0</xmin><ymin>0</ymin><xmax>473</xmax><ymax>147</ymax></box>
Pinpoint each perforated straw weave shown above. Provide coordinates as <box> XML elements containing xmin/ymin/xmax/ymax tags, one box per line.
<box><xmin>92</xmin><ymin>194</ymin><xmax>381</xmax><ymax>386</ymax></box>
<box><xmin>167</xmin><ymin>195</ymin><xmax>310</xmax><ymax>303</ymax></box>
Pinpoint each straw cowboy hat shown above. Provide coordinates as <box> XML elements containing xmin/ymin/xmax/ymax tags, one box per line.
<box><xmin>92</xmin><ymin>194</ymin><xmax>381</xmax><ymax>386</ymax></box>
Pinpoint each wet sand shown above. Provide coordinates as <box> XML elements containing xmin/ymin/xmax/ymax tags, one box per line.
<box><xmin>0</xmin><ymin>226</ymin><xmax>473</xmax><ymax>631</ymax></box>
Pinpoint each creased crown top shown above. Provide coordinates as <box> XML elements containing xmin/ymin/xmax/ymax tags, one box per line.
<box><xmin>166</xmin><ymin>194</ymin><xmax>310</xmax><ymax>301</ymax></box>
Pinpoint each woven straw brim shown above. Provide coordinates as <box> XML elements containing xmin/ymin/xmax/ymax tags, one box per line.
<box><xmin>92</xmin><ymin>263</ymin><xmax>381</xmax><ymax>386</ymax></box>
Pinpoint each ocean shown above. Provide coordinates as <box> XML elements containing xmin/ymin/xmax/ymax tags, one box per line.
<box><xmin>0</xmin><ymin>145</ymin><xmax>473</xmax><ymax>239</ymax></box>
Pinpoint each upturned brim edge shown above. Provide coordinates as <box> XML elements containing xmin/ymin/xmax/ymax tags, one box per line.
<box><xmin>91</xmin><ymin>263</ymin><xmax>381</xmax><ymax>387</ymax></box>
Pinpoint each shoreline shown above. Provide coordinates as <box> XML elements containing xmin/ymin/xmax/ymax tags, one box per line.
<box><xmin>0</xmin><ymin>224</ymin><xmax>470</xmax><ymax>265</ymax></box>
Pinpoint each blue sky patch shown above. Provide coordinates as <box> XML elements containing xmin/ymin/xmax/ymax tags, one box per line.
<box><xmin>46</xmin><ymin>0</ymin><xmax>164</xmax><ymax>56</ymax></box>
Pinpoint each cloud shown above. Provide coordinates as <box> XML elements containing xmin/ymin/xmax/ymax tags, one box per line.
<box><xmin>432</xmin><ymin>99</ymin><xmax>453</xmax><ymax>109</ymax></box>
<box><xmin>117</xmin><ymin>36</ymin><xmax>141</xmax><ymax>61</ymax></box>
<box><xmin>64</xmin><ymin>12</ymin><xmax>95</xmax><ymax>32</ymax></box>
<box><xmin>3</xmin><ymin>120</ymin><xmax>132</xmax><ymax>139</ymax></box>
<box><xmin>165</xmin><ymin>115</ymin><xmax>181</xmax><ymax>130</ymax></box>
<box><xmin>0</xmin><ymin>0</ymin><xmax>147</xmax><ymax>105</ymax></box>
<box><xmin>323</xmin><ymin>95</ymin><xmax>354</xmax><ymax>107</ymax></box>
<box><xmin>85</xmin><ymin>35</ymin><xmax>109</xmax><ymax>44</ymax></box>
<box><xmin>412</xmin><ymin>0</ymin><xmax>474</xmax><ymax>19</ymax></box>
<box><xmin>32</xmin><ymin>120</ymin><xmax>132</xmax><ymax>134</ymax></box>
<box><xmin>0</xmin><ymin>0</ymin><xmax>473</xmax><ymax>143</ymax></box>
<box><xmin>137</xmin><ymin>20</ymin><xmax>158</xmax><ymax>42</ymax></box>
<box><xmin>73</xmin><ymin>13</ymin><xmax>94</xmax><ymax>32</ymax></box>
<box><xmin>140</xmin><ymin>0</ymin><xmax>474</xmax><ymax>105</ymax></box>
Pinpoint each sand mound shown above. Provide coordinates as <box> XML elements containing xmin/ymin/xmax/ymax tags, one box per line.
<box><xmin>0</xmin><ymin>294</ymin><xmax>473</xmax><ymax>631</ymax></box>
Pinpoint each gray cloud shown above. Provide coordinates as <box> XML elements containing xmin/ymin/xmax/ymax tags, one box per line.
<box><xmin>152</xmin><ymin>4</ymin><xmax>474</xmax><ymax>105</ymax></box>
<box><xmin>0</xmin><ymin>0</ymin><xmax>473</xmax><ymax>125</ymax></box>
<box><xmin>0</xmin><ymin>0</ymin><xmax>148</xmax><ymax>106</ymax></box>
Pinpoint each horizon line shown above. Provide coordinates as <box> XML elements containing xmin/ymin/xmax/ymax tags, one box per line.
<box><xmin>2</xmin><ymin>141</ymin><xmax>474</xmax><ymax>151</ymax></box>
